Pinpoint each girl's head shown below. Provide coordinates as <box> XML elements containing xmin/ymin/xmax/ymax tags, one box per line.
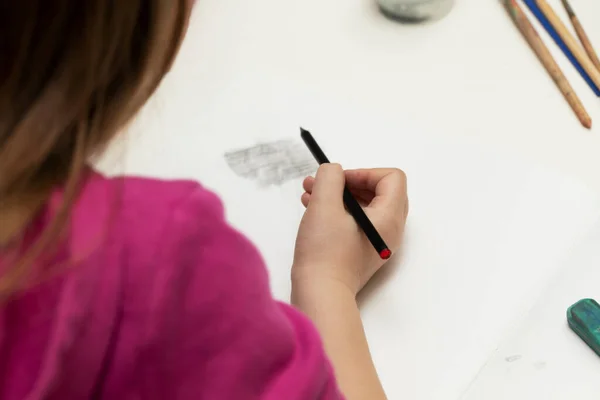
<box><xmin>0</xmin><ymin>1</ymin><xmax>192</xmax><ymax>293</ymax></box>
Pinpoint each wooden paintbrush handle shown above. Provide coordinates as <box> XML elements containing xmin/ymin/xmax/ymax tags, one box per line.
<box><xmin>562</xmin><ymin>0</ymin><xmax>600</xmax><ymax>73</ymax></box>
<box><xmin>536</xmin><ymin>0</ymin><xmax>600</xmax><ymax>90</ymax></box>
<box><xmin>504</xmin><ymin>0</ymin><xmax>591</xmax><ymax>129</ymax></box>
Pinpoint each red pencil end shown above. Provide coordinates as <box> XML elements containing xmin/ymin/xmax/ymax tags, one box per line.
<box><xmin>379</xmin><ymin>249</ymin><xmax>392</xmax><ymax>260</ymax></box>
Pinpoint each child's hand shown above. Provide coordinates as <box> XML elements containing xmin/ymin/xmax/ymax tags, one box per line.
<box><xmin>292</xmin><ymin>164</ymin><xmax>408</xmax><ymax>297</ymax></box>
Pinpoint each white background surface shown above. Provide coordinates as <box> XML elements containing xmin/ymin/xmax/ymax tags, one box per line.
<box><xmin>173</xmin><ymin>0</ymin><xmax>600</xmax><ymax>192</ymax></box>
<box><xmin>99</xmin><ymin>0</ymin><xmax>600</xmax><ymax>398</ymax></box>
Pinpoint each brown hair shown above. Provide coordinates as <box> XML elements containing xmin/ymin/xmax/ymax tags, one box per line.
<box><xmin>0</xmin><ymin>1</ymin><xmax>191</xmax><ymax>297</ymax></box>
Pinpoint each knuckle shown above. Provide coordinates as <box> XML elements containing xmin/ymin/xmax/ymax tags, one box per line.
<box><xmin>390</xmin><ymin>168</ymin><xmax>407</xmax><ymax>185</ymax></box>
<box><xmin>392</xmin><ymin>168</ymin><xmax>406</xmax><ymax>179</ymax></box>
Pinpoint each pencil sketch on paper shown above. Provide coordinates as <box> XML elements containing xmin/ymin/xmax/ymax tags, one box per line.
<box><xmin>224</xmin><ymin>140</ymin><xmax>317</xmax><ymax>187</ymax></box>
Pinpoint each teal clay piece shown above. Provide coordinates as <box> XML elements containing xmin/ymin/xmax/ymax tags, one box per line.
<box><xmin>567</xmin><ymin>299</ymin><xmax>600</xmax><ymax>357</ymax></box>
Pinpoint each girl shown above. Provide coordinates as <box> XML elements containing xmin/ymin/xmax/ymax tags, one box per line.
<box><xmin>0</xmin><ymin>1</ymin><xmax>408</xmax><ymax>399</ymax></box>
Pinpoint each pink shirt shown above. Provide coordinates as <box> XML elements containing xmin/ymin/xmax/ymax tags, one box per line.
<box><xmin>0</xmin><ymin>171</ymin><xmax>341</xmax><ymax>399</ymax></box>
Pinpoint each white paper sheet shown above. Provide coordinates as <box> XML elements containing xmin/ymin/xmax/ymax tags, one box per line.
<box><xmin>98</xmin><ymin>74</ymin><xmax>600</xmax><ymax>399</ymax></box>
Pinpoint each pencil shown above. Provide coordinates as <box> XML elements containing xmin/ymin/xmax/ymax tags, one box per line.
<box><xmin>300</xmin><ymin>128</ymin><xmax>392</xmax><ymax>260</ymax></box>
<box><xmin>562</xmin><ymin>0</ymin><xmax>600</xmax><ymax>73</ymax></box>
<box><xmin>504</xmin><ymin>0</ymin><xmax>591</xmax><ymax>129</ymax></box>
<box><xmin>535</xmin><ymin>0</ymin><xmax>600</xmax><ymax>91</ymax></box>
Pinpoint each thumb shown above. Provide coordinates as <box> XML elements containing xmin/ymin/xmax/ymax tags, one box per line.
<box><xmin>310</xmin><ymin>163</ymin><xmax>346</xmax><ymax>207</ymax></box>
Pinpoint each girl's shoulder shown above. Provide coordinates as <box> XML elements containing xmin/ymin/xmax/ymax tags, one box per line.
<box><xmin>71</xmin><ymin>169</ymin><xmax>249</xmax><ymax>302</ymax></box>
<box><xmin>72</xmin><ymin>169</ymin><xmax>226</xmax><ymax>255</ymax></box>
<box><xmin>71</xmin><ymin>169</ymin><xmax>269</xmax><ymax>316</ymax></box>
<box><xmin>79</xmin><ymin>170</ymin><xmax>219</xmax><ymax>226</ymax></box>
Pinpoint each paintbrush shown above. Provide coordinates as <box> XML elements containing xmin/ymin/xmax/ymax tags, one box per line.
<box><xmin>504</xmin><ymin>0</ymin><xmax>591</xmax><ymax>129</ymax></box>
<box><xmin>562</xmin><ymin>0</ymin><xmax>600</xmax><ymax>73</ymax></box>
<box><xmin>534</xmin><ymin>0</ymin><xmax>600</xmax><ymax>92</ymax></box>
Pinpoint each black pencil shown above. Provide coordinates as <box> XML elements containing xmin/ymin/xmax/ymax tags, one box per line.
<box><xmin>300</xmin><ymin>128</ymin><xmax>392</xmax><ymax>260</ymax></box>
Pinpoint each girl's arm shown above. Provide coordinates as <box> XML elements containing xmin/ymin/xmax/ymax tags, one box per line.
<box><xmin>292</xmin><ymin>280</ymin><xmax>387</xmax><ymax>400</ymax></box>
<box><xmin>292</xmin><ymin>165</ymin><xmax>409</xmax><ymax>400</ymax></box>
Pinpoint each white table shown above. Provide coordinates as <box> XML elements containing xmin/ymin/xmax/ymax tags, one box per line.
<box><xmin>181</xmin><ymin>0</ymin><xmax>600</xmax><ymax>191</ymax></box>
<box><xmin>114</xmin><ymin>0</ymin><xmax>600</xmax><ymax>398</ymax></box>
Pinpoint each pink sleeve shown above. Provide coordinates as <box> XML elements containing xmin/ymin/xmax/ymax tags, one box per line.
<box><xmin>142</xmin><ymin>185</ymin><xmax>343</xmax><ymax>399</ymax></box>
